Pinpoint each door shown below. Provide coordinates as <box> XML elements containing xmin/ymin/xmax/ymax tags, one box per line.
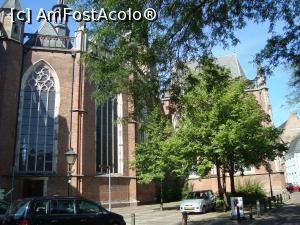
<box><xmin>23</xmin><ymin>180</ymin><xmax>44</xmax><ymax>198</ymax></box>
<box><xmin>74</xmin><ymin>200</ymin><xmax>102</xmax><ymax>225</ymax></box>
<box><xmin>31</xmin><ymin>199</ymin><xmax>50</xmax><ymax>225</ymax></box>
<box><xmin>46</xmin><ymin>199</ymin><xmax>76</xmax><ymax>225</ymax></box>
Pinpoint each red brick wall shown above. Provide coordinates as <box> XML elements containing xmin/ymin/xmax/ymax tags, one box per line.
<box><xmin>0</xmin><ymin>39</ymin><xmax>23</xmax><ymax>177</ymax></box>
<box><xmin>189</xmin><ymin>172</ymin><xmax>286</xmax><ymax>196</ymax></box>
<box><xmin>137</xmin><ymin>182</ymin><xmax>157</xmax><ymax>204</ymax></box>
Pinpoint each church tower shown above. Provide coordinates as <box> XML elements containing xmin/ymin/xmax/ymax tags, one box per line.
<box><xmin>0</xmin><ymin>0</ymin><xmax>24</xmax><ymax>42</ymax></box>
<box><xmin>255</xmin><ymin>63</ymin><xmax>273</xmax><ymax>121</ymax></box>
<box><xmin>51</xmin><ymin>0</ymin><xmax>70</xmax><ymax>37</ymax></box>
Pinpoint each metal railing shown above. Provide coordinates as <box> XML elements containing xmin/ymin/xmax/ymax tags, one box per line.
<box><xmin>24</xmin><ymin>33</ymin><xmax>74</xmax><ymax>49</ymax></box>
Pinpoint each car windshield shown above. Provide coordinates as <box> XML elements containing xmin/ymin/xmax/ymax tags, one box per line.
<box><xmin>185</xmin><ymin>192</ymin><xmax>207</xmax><ymax>199</ymax></box>
<box><xmin>8</xmin><ymin>200</ymin><xmax>30</xmax><ymax>218</ymax></box>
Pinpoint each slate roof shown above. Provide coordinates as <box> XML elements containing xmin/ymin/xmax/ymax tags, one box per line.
<box><xmin>187</xmin><ymin>53</ymin><xmax>247</xmax><ymax>79</ymax></box>
<box><xmin>1</xmin><ymin>0</ymin><xmax>22</xmax><ymax>11</ymax></box>
<box><xmin>162</xmin><ymin>54</ymin><xmax>247</xmax><ymax>99</ymax></box>
<box><xmin>279</xmin><ymin>121</ymin><xmax>287</xmax><ymax>129</ymax></box>
<box><xmin>215</xmin><ymin>54</ymin><xmax>246</xmax><ymax>78</ymax></box>
<box><xmin>38</xmin><ymin>21</ymin><xmax>60</xmax><ymax>36</ymax></box>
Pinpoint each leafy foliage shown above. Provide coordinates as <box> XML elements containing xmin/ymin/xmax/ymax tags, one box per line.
<box><xmin>181</xmin><ymin>180</ymin><xmax>193</xmax><ymax>200</ymax></box>
<box><xmin>235</xmin><ymin>179</ymin><xmax>266</xmax><ymax>205</ymax></box>
<box><xmin>167</xmin><ymin>59</ymin><xmax>286</xmax><ymax>191</ymax></box>
<box><xmin>133</xmin><ymin>107</ymin><xmax>173</xmax><ymax>183</ymax></box>
<box><xmin>67</xmin><ymin>0</ymin><xmax>290</xmax><ymax>193</ymax></box>
<box><xmin>286</xmin><ymin>75</ymin><xmax>300</xmax><ymax>112</ymax></box>
<box><xmin>68</xmin><ymin>0</ymin><xmax>300</xmax><ymax>118</ymax></box>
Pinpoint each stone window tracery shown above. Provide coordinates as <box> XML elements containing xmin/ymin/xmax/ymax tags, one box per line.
<box><xmin>17</xmin><ymin>63</ymin><xmax>58</xmax><ymax>173</ymax></box>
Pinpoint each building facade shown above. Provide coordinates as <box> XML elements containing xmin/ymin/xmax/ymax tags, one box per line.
<box><xmin>0</xmin><ymin>0</ymin><xmax>157</xmax><ymax>205</ymax></box>
<box><xmin>285</xmin><ymin>135</ymin><xmax>300</xmax><ymax>185</ymax></box>
<box><xmin>280</xmin><ymin>113</ymin><xmax>300</xmax><ymax>185</ymax></box>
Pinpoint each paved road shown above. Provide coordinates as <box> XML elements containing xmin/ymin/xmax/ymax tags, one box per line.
<box><xmin>113</xmin><ymin>201</ymin><xmax>235</xmax><ymax>225</ymax></box>
<box><xmin>249</xmin><ymin>192</ymin><xmax>300</xmax><ymax>225</ymax></box>
<box><xmin>112</xmin><ymin>192</ymin><xmax>300</xmax><ymax>225</ymax></box>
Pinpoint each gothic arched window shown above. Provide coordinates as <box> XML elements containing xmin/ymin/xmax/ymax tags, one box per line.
<box><xmin>96</xmin><ymin>98</ymin><xmax>119</xmax><ymax>174</ymax></box>
<box><xmin>17</xmin><ymin>62</ymin><xmax>59</xmax><ymax>173</ymax></box>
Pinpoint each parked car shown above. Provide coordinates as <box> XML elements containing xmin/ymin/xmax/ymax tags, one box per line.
<box><xmin>0</xmin><ymin>200</ymin><xmax>9</xmax><ymax>224</ymax></box>
<box><xmin>286</xmin><ymin>183</ymin><xmax>300</xmax><ymax>193</ymax></box>
<box><xmin>180</xmin><ymin>190</ymin><xmax>216</xmax><ymax>214</ymax></box>
<box><xmin>293</xmin><ymin>184</ymin><xmax>300</xmax><ymax>191</ymax></box>
<box><xmin>2</xmin><ymin>196</ymin><xmax>126</xmax><ymax>225</ymax></box>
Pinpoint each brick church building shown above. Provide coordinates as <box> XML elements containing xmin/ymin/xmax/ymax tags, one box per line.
<box><xmin>0</xmin><ymin>0</ymin><xmax>157</xmax><ymax>205</ymax></box>
<box><xmin>0</xmin><ymin>0</ymin><xmax>285</xmax><ymax>204</ymax></box>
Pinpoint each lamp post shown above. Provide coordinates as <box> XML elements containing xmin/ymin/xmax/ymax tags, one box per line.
<box><xmin>268</xmin><ymin>172</ymin><xmax>273</xmax><ymax>198</ymax></box>
<box><xmin>65</xmin><ymin>148</ymin><xmax>77</xmax><ymax>196</ymax></box>
<box><xmin>99</xmin><ymin>165</ymin><xmax>112</xmax><ymax>211</ymax></box>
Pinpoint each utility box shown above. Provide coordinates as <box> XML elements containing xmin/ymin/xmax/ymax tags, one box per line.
<box><xmin>231</xmin><ymin>197</ymin><xmax>245</xmax><ymax>219</ymax></box>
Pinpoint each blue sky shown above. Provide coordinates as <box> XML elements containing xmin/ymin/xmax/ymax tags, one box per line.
<box><xmin>18</xmin><ymin>0</ymin><xmax>293</xmax><ymax>127</ymax></box>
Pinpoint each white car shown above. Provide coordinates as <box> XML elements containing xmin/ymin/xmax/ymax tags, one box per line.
<box><xmin>180</xmin><ymin>190</ymin><xmax>216</xmax><ymax>214</ymax></box>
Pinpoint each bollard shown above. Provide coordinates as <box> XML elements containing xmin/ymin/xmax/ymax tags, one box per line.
<box><xmin>182</xmin><ymin>212</ymin><xmax>187</xmax><ymax>225</ymax></box>
<box><xmin>131</xmin><ymin>213</ymin><xmax>135</xmax><ymax>225</ymax></box>
<box><xmin>237</xmin><ymin>206</ymin><xmax>241</xmax><ymax>223</ymax></box>
<box><xmin>263</xmin><ymin>199</ymin><xmax>267</xmax><ymax>212</ymax></box>
<box><xmin>268</xmin><ymin>197</ymin><xmax>272</xmax><ymax>209</ymax></box>
<box><xmin>280</xmin><ymin>194</ymin><xmax>283</xmax><ymax>204</ymax></box>
<box><xmin>256</xmin><ymin>200</ymin><xmax>261</xmax><ymax>217</ymax></box>
<box><xmin>249</xmin><ymin>205</ymin><xmax>253</xmax><ymax>220</ymax></box>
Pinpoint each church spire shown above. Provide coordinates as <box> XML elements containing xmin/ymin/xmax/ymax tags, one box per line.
<box><xmin>52</xmin><ymin>0</ymin><xmax>67</xmax><ymax>11</ymax></box>
<box><xmin>0</xmin><ymin>0</ymin><xmax>24</xmax><ymax>41</ymax></box>
<box><xmin>256</xmin><ymin>62</ymin><xmax>266</xmax><ymax>88</ymax></box>
<box><xmin>51</xmin><ymin>0</ymin><xmax>69</xmax><ymax>37</ymax></box>
<box><xmin>1</xmin><ymin>0</ymin><xmax>22</xmax><ymax>11</ymax></box>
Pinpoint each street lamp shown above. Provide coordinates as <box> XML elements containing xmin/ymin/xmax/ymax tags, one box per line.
<box><xmin>268</xmin><ymin>172</ymin><xmax>274</xmax><ymax>198</ymax></box>
<box><xmin>99</xmin><ymin>165</ymin><xmax>112</xmax><ymax>211</ymax></box>
<box><xmin>65</xmin><ymin>148</ymin><xmax>77</xmax><ymax>196</ymax></box>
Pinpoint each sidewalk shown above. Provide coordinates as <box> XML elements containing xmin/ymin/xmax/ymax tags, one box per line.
<box><xmin>111</xmin><ymin>193</ymin><xmax>300</xmax><ymax>225</ymax></box>
<box><xmin>112</xmin><ymin>201</ymin><xmax>235</xmax><ymax>225</ymax></box>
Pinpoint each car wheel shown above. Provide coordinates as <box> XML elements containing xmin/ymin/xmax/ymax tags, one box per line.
<box><xmin>202</xmin><ymin>206</ymin><xmax>206</xmax><ymax>214</ymax></box>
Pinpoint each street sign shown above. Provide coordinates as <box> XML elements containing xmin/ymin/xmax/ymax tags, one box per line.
<box><xmin>231</xmin><ymin>197</ymin><xmax>245</xmax><ymax>219</ymax></box>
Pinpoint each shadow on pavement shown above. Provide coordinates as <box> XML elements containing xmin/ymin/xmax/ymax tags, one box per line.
<box><xmin>254</xmin><ymin>204</ymin><xmax>300</xmax><ymax>225</ymax></box>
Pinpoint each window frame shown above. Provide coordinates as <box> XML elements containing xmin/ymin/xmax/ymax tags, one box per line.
<box><xmin>95</xmin><ymin>95</ymin><xmax>123</xmax><ymax>175</ymax></box>
<box><xmin>15</xmin><ymin>61</ymin><xmax>60</xmax><ymax>174</ymax></box>
<box><xmin>49</xmin><ymin>199</ymin><xmax>76</xmax><ymax>215</ymax></box>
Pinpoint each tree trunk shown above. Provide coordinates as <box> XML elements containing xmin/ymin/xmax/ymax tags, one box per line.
<box><xmin>222</xmin><ymin>170</ymin><xmax>229</xmax><ymax>211</ymax></box>
<box><xmin>216</xmin><ymin>164</ymin><xmax>223</xmax><ymax>196</ymax></box>
<box><xmin>160</xmin><ymin>178</ymin><xmax>164</xmax><ymax>211</ymax></box>
<box><xmin>229</xmin><ymin>164</ymin><xmax>235</xmax><ymax>194</ymax></box>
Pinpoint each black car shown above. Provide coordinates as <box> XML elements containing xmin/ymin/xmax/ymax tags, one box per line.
<box><xmin>2</xmin><ymin>196</ymin><xmax>126</xmax><ymax>225</ymax></box>
<box><xmin>0</xmin><ymin>200</ymin><xmax>9</xmax><ymax>224</ymax></box>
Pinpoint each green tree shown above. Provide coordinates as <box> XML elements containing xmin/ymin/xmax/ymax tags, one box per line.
<box><xmin>167</xmin><ymin>60</ymin><xmax>286</xmax><ymax>194</ymax></box>
<box><xmin>68</xmin><ymin>0</ymin><xmax>300</xmax><ymax>117</ymax></box>
<box><xmin>286</xmin><ymin>75</ymin><xmax>300</xmax><ymax>112</ymax></box>
<box><xmin>133</xmin><ymin>107</ymin><xmax>174</xmax><ymax>210</ymax></box>
<box><xmin>68</xmin><ymin>0</ymin><xmax>290</xmax><ymax>197</ymax></box>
